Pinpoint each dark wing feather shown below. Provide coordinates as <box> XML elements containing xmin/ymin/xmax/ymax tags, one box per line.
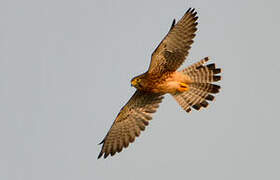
<box><xmin>148</xmin><ymin>8</ymin><xmax>198</xmax><ymax>76</ymax></box>
<box><xmin>98</xmin><ymin>91</ymin><xmax>164</xmax><ymax>159</ymax></box>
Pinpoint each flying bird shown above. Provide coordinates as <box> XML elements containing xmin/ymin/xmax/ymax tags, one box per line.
<box><xmin>98</xmin><ymin>8</ymin><xmax>221</xmax><ymax>159</ymax></box>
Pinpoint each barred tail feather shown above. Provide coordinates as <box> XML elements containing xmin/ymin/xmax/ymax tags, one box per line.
<box><xmin>182</xmin><ymin>57</ymin><xmax>221</xmax><ymax>83</ymax></box>
<box><xmin>173</xmin><ymin>57</ymin><xmax>221</xmax><ymax>112</ymax></box>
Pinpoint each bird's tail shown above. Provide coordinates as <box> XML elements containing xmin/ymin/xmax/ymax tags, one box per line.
<box><xmin>172</xmin><ymin>57</ymin><xmax>222</xmax><ymax>112</ymax></box>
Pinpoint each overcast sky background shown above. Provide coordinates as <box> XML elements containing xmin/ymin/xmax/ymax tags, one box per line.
<box><xmin>1</xmin><ymin>0</ymin><xmax>280</xmax><ymax>179</ymax></box>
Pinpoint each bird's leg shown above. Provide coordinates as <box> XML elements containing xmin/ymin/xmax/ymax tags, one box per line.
<box><xmin>177</xmin><ymin>82</ymin><xmax>190</xmax><ymax>92</ymax></box>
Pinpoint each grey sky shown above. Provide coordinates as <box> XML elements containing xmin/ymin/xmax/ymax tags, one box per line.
<box><xmin>1</xmin><ymin>0</ymin><xmax>280</xmax><ymax>179</ymax></box>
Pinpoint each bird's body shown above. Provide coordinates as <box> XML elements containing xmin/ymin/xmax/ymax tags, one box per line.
<box><xmin>132</xmin><ymin>71</ymin><xmax>193</xmax><ymax>94</ymax></box>
<box><xmin>98</xmin><ymin>8</ymin><xmax>222</xmax><ymax>159</ymax></box>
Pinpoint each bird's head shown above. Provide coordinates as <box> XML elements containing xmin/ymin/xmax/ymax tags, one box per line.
<box><xmin>131</xmin><ymin>74</ymin><xmax>145</xmax><ymax>89</ymax></box>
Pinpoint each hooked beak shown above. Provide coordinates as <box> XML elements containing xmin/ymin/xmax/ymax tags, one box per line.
<box><xmin>131</xmin><ymin>80</ymin><xmax>136</xmax><ymax>87</ymax></box>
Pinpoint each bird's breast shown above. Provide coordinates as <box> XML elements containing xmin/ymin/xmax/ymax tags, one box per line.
<box><xmin>141</xmin><ymin>71</ymin><xmax>192</xmax><ymax>94</ymax></box>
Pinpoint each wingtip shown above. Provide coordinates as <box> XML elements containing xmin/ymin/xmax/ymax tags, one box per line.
<box><xmin>104</xmin><ymin>152</ymin><xmax>109</xmax><ymax>159</ymax></box>
<box><xmin>186</xmin><ymin>7</ymin><xmax>196</xmax><ymax>15</ymax></box>
<box><xmin>190</xmin><ymin>8</ymin><xmax>195</xmax><ymax>13</ymax></box>
<box><xmin>97</xmin><ymin>151</ymin><xmax>103</xmax><ymax>159</ymax></box>
<box><xmin>98</xmin><ymin>139</ymin><xmax>105</xmax><ymax>145</ymax></box>
<box><xmin>169</xmin><ymin>19</ymin><xmax>176</xmax><ymax>31</ymax></box>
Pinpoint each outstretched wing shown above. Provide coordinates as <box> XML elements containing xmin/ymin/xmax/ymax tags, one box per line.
<box><xmin>148</xmin><ymin>8</ymin><xmax>198</xmax><ymax>76</ymax></box>
<box><xmin>98</xmin><ymin>90</ymin><xmax>164</xmax><ymax>159</ymax></box>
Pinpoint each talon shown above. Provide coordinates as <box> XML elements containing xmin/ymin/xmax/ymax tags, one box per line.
<box><xmin>180</xmin><ymin>82</ymin><xmax>187</xmax><ymax>88</ymax></box>
<box><xmin>178</xmin><ymin>82</ymin><xmax>189</xmax><ymax>92</ymax></box>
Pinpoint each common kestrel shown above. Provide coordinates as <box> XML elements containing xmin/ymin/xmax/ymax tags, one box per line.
<box><xmin>98</xmin><ymin>8</ymin><xmax>221</xmax><ymax>159</ymax></box>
